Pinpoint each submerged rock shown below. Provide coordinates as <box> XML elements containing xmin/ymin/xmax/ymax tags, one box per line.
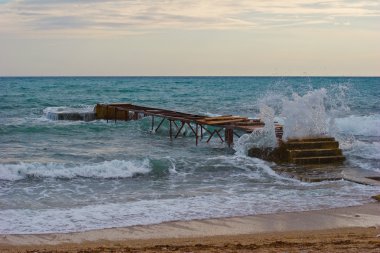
<box><xmin>44</xmin><ymin>107</ymin><xmax>96</xmax><ymax>121</ymax></box>
<box><xmin>48</xmin><ymin>112</ymin><xmax>96</xmax><ymax>121</ymax></box>
<box><xmin>372</xmin><ymin>194</ymin><xmax>380</xmax><ymax>202</ymax></box>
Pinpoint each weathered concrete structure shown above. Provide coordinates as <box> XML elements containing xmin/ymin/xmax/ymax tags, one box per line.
<box><xmin>282</xmin><ymin>137</ymin><xmax>345</xmax><ymax>165</ymax></box>
<box><xmin>248</xmin><ymin>137</ymin><xmax>345</xmax><ymax>165</ymax></box>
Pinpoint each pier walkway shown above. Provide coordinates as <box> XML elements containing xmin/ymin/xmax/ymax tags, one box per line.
<box><xmin>95</xmin><ymin>103</ymin><xmax>283</xmax><ymax>146</ymax></box>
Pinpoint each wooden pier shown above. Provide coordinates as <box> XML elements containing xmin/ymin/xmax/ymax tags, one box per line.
<box><xmin>95</xmin><ymin>103</ymin><xmax>283</xmax><ymax>146</ymax></box>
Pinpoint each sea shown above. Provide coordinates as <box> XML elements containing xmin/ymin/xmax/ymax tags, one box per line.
<box><xmin>0</xmin><ymin>76</ymin><xmax>379</xmax><ymax>234</ymax></box>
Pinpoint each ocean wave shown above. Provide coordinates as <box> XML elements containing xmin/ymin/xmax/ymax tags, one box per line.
<box><xmin>345</xmin><ymin>140</ymin><xmax>380</xmax><ymax>172</ymax></box>
<box><xmin>0</xmin><ymin>181</ymin><xmax>376</xmax><ymax>234</ymax></box>
<box><xmin>335</xmin><ymin>114</ymin><xmax>380</xmax><ymax>137</ymax></box>
<box><xmin>0</xmin><ymin>159</ymin><xmax>152</xmax><ymax>181</ymax></box>
<box><xmin>349</xmin><ymin>141</ymin><xmax>380</xmax><ymax>160</ymax></box>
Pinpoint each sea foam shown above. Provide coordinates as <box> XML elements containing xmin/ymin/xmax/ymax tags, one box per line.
<box><xmin>0</xmin><ymin>180</ymin><xmax>376</xmax><ymax>234</ymax></box>
<box><xmin>0</xmin><ymin>159</ymin><xmax>152</xmax><ymax>181</ymax></box>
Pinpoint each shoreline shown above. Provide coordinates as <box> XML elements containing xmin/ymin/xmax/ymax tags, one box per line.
<box><xmin>1</xmin><ymin>202</ymin><xmax>379</xmax><ymax>252</ymax></box>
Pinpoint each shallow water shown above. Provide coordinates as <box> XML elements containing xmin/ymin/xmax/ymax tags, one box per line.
<box><xmin>0</xmin><ymin>77</ymin><xmax>379</xmax><ymax>234</ymax></box>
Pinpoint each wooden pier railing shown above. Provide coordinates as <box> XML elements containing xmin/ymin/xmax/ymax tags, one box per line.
<box><xmin>95</xmin><ymin>103</ymin><xmax>283</xmax><ymax>146</ymax></box>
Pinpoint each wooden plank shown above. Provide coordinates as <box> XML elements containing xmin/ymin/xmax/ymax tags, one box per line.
<box><xmin>203</xmin><ymin>116</ymin><xmax>247</xmax><ymax>122</ymax></box>
<box><xmin>199</xmin><ymin>117</ymin><xmax>247</xmax><ymax>123</ymax></box>
<box><xmin>236</xmin><ymin>125</ymin><xmax>264</xmax><ymax>132</ymax></box>
<box><xmin>202</xmin><ymin>115</ymin><xmax>233</xmax><ymax>120</ymax></box>
<box><xmin>198</xmin><ymin>118</ymin><xmax>249</xmax><ymax>125</ymax></box>
<box><xmin>108</xmin><ymin>103</ymin><xmax>132</xmax><ymax>107</ymax></box>
<box><xmin>235</xmin><ymin>121</ymin><xmax>264</xmax><ymax>126</ymax></box>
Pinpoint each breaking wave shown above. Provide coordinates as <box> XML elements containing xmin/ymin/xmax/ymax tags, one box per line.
<box><xmin>235</xmin><ymin>88</ymin><xmax>336</xmax><ymax>153</ymax></box>
<box><xmin>1</xmin><ymin>180</ymin><xmax>376</xmax><ymax>234</ymax></box>
<box><xmin>281</xmin><ymin>89</ymin><xmax>329</xmax><ymax>139</ymax></box>
<box><xmin>0</xmin><ymin>159</ymin><xmax>152</xmax><ymax>181</ymax></box>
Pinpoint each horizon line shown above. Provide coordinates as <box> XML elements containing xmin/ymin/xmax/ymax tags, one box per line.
<box><xmin>1</xmin><ymin>75</ymin><xmax>379</xmax><ymax>78</ymax></box>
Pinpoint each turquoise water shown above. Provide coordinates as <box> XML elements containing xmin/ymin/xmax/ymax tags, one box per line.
<box><xmin>0</xmin><ymin>77</ymin><xmax>379</xmax><ymax>233</ymax></box>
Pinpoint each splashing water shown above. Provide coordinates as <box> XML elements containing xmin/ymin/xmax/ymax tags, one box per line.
<box><xmin>236</xmin><ymin>87</ymin><xmax>350</xmax><ymax>151</ymax></box>
<box><xmin>282</xmin><ymin>89</ymin><xmax>329</xmax><ymax>139</ymax></box>
<box><xmin>235</xmin><ymin>105</ymin><xmax>277</xmax><ymax>155</ymax></box>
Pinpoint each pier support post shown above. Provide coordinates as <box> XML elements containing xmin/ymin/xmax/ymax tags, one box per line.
<box><xmin>106</xmin><ymin>105</ymin><xmax>109</xmax><ymax>123</ymax></box>
<box><xmin>155</xmin><ymin>118</ymin><xmax>165</xmax><ymax>132</ymax></box>
<box><xmin>114</xmin><ymin>107</ymin><xmax>117</xmax><ymax>123</ymax></box>
<box><xmin>169</xmin><ymin>120</ymin><xmax>173</xmax><ymax>140</ymax></box>
<box><xmin>196</xmin><ymin>124</ymin><xmax>199</xmax><ymax>146</ymax></box>
<box><xmin>225</xmin><ymin>128</ymin><xmax>234</xmax><ymax>147</ymax></box>
<box><xmin>175</xmin><ymin>122</ymin><xmax>185</xmax><ymax>138</ymax></box>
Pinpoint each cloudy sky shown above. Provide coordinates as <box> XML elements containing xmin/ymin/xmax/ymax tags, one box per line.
<box><xmin>0</xmin><ymin>0</ymin><xmax>379</xmax><ymax>76</ymax></box>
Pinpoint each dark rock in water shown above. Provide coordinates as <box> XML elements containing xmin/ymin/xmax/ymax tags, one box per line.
<box><xmin>372</xmin><ymin>194</ymin><xmax>380</xmax><ymax>202</ymax></box>
<box><xmin>248</xmin><ymin>146</ymin><xmax>289</xmax><ymax>163</ymax></box>
<box><xmin>53</xmin><ymin>112</ymin><xmax>96</xmax><ymax>121</ymax></box>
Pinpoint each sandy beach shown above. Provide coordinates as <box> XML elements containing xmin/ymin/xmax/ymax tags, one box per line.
<box><xmin>1</xmin><ymin>202</ymin><xmax>379</xmax><ymax>252</ymax></box>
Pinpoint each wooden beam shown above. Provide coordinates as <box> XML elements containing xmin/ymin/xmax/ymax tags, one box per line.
<box><xmin>198</xmin><ymin>118</ymin><xmax>249</xmax><ymax>125</ymax></box>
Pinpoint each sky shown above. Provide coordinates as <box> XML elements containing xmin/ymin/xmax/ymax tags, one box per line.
<box><xmin>0</xmin><ymin>0</ymin><xmax>379</xmax><ymax>76</ymax></box>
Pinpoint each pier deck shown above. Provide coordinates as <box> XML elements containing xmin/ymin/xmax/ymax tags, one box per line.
<box><xmin>95</xmin><ymin>103</ymin><xmax>283</xmax><ymax>146</ymax></box>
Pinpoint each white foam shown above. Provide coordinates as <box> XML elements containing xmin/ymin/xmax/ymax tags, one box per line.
<box><xmin>43</xmin><ymin>106</ymin><xmax>95</xmax><ymax>115</ymax></box>
<box><xmin>206</xmin><ymin>154</ymin><xmax>300</xmax><ymax>183</ymax></box>
<box><xmin>0</xmin><ymin>181</ymin><xmax>377</xmax><ymax>234</ymax></box>
<box><xmin>0</xmin><ymin>160</ymin><xmax>152</xmax><ymax>181</ymax></box>
<box><xmin>235</xmin><ymin>88</ymin><xmax>345</xmax><ymax>153</ymax></box>
<box><xmin>350</xmin><ymin>141</ymin><xmax>380</xmax><ymax>159</ymax></box>
<box><xmin>344</xmin><ymin>140</ymin><xmax>380</xmax><ymax>172</ymax></box>
<box><xmin>234</xmin><ymin>105</ymin><xmax>277</xmax><ymax>155</ymax></box>
<box><xmin>282</xmin><ymin>89</ymin><xmax>329</xmax><ymax>139</ymax></box>
<box><xmin>234</xmin><ymin>86</ymin><xmax>380</xmax><ymax>161</ymax></box>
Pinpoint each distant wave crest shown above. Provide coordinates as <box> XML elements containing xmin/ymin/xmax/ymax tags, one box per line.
<box><xmin>335</xmin><ymin>114</ymin><xmax>380</xmax><ymax>137</ymax></box>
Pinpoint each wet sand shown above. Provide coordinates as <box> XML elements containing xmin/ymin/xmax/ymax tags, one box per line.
<box><xmin>1</xmin><ymin>202</ymin><xmax>380</xmax><ymax>252</ymax></box>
